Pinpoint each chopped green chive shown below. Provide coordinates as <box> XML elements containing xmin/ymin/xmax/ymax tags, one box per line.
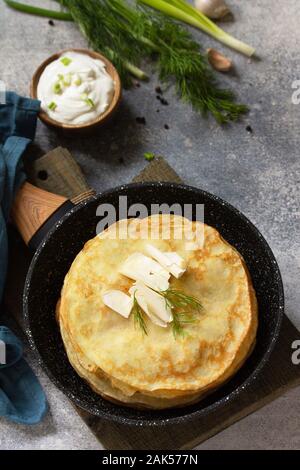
<box><xmin>144</xmin><ymin>152</ymin><xmax>155</xmax><ymax>162</ymax></box>
<box><xmin>60</xmin><ymin>57</ymin><xmax>72</xmax><ymax>66</ymax></box>
<box><xmin>85</xmin><ymin>98</ymin><xmax>95</xmax><ymax>108</ymax></box>
<box><xmin>53</xmin><ymin>82</ymin><xmax>62</xmax><ymax>94</ymax></box>
<box><xmin>63</xmin><ymin>73</ymin><xmax>72</xmax><ymax>86</ymax></box>
<box><xmin>81</xmin><ymin>94</ymin><xmax>95</xmax><ymax>108</ymax></box>
<box><xmin>48</xmin><ymin>101</ymin><xmax>57</xmax><ymax>111</ymax></box>
<box><xmin>74</xmin><ymin>77</ymin><xmax>82</xmax><ymax>86</ymax></box>
<box><xmin>58</xmin><ymin>74</ymin><xmax>64</xmax><ymax>80</ymax></box>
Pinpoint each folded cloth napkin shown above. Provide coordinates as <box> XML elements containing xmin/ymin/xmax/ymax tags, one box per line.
<box><xmin>0</xmin><ymin>92</ymin><xmax>47</xmax><ymax>424</ymax></box>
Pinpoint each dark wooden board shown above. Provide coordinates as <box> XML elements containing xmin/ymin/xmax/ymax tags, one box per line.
<box><xmin>5</xmin><ymin>148</ymin><xmax>300</xmax><ymax>450</ymax></box>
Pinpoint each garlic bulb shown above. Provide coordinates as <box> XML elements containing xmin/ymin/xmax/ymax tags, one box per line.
<box><xmin>194</xmin><ymin>0</ymin><xmax>231</xmax><ymax>19</ymax></box>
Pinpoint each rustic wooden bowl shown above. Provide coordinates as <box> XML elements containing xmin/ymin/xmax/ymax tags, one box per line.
<box><xmin>30</xmin><ymin>48</ymin><xmax>122</xmax><ymax>132</ymax></box>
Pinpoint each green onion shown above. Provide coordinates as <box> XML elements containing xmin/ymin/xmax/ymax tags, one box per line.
<box><xmin>63</xmin><ymin>73</ymin><xmax>72</xmax><ymax>86</ymax></box>
<box><xmin>60</xmin><ymin>57</ymin><xmax>72</xmax><ymax>66</ymax></box>
<box><xmin>122</xmin><ymin>60</ymin><xmax>149</xmax><ymax>81</ymax></box>
<box><xmin>4</xmin><ymin>0</ymin><xmax>73</xmax><ymax>21</ymax></box>
<box><xmin>52</xmin><ymin>82</ymin><xmax>62</xmax><ymax>94</ymax></box>
<box><xmin>81</xmin><ymin>94</ymin><xmax>95</xmax><ymax>107</ymax></box>
<box><xmin>74</xmin><ymin>77</ymin><xmax>82</xmax><ymax>86</ymax></box>
<box><xmin>85</xmin><ymin>98</ymin><xmax>95</xmax><ymax>107</ymax></box>
<box><xmin>144</xmin><ymin>152</ymin><xmax>155</xmax><ymax>162</ymax></box>
<box><xmin>139</xmin><ymin>0</ymin><xmax>255</xmax><ymax>57</ymax></box>
<box><xmin>48</xmin><ymin>101</ymin><xmax>57</xmax><ymax>111</ymax></box>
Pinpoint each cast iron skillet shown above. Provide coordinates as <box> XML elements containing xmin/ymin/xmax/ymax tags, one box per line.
<box><xmin>21</xmin><ymin>182</ymin><xmax>284</xmax><ymax>426</ymax></box>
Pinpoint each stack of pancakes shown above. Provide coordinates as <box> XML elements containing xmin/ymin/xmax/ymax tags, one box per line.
<box><xmin>57</xmin><ymin>215</ymin><xmax>258</xmax><ymax>409</ymax></box>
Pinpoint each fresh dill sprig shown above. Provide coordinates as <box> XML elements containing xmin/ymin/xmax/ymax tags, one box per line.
<box><xmin>132</xmin><ymin>293</ymin><xmax>148</xmax><ymax>335</ymax></box>
<box><xmin>57</xmin><ymin>0</ymin><xmax>248</xmax><ymax>122</ymax></box>
<box><xmin>131</xmin><ymin>287</ymin><xmax>201</xmax><ymax>337</ymax></box>
<box><xmin>162</xmin><ymin>288</ymin><xmax>202</xmax><ymax>312</ymax></box>
<box><xmin>157</xmin><ymin>288</ymin><xmax>202</xmax><ymax>337</ymax></box>
<box><xmin>171</xmin><ymin>310</ymin><xmax>195</xmax><ymax>338</ymax></box>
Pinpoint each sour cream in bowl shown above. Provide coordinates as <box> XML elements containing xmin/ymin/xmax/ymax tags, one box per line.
<box><xmin>31</xmin><ymin>49</ymin><xmax>121</xmax><ymax>131</ymax></box>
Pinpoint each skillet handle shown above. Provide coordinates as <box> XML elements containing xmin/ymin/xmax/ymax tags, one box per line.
<box><xmin>11</xmin><ymin>182</ymin><xmax>73</xmax><ymax>249</ymax></box>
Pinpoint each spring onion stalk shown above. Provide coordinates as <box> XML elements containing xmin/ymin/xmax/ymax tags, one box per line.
<box><xmin>122</xmin><ymin>60</ymin><xmax>149</xmax><ymax>80</ymax></box>
<box><xmin>105</xmin><ymin>48</ymin><xmax>149</xmax><ymax>81</ymax></box>
<box><xmin>4</xmin><ymin>0</ymin><xmax>73</xmax><ymax>21</ymax></box>
<box><xmin>139</xmin><ymin>0</ymin><xmax>255</xmax><ymax>57</ymax></box>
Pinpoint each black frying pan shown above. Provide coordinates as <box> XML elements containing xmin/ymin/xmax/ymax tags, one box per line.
<box><xmin>15</xmin><ymin>182</ymin><xmax>284</xmax><ymax>426</ymax></box>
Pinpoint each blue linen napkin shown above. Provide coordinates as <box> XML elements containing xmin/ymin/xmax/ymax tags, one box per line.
<box><xmin>0</xmin><ymin>92</ymin><xmax>47</xmax><ymax>424</ymax></box>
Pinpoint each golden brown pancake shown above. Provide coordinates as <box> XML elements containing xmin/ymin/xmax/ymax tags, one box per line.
<box><xmin>57</xmin><ymin>215</ymin><xmax>258</xmax><ymax>408</ymax></box>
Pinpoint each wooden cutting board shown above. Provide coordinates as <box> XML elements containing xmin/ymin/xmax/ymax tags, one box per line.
<box><xmin>5</xmin><ymin>147</ymin><xmax>300</xmax><ymax>450</ymax></box>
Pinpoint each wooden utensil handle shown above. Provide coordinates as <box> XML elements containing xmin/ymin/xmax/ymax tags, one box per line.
<box><xmin>11</xmin><ymin>182</ymin><xmax>69</xmax><ymax>246</ymax></box>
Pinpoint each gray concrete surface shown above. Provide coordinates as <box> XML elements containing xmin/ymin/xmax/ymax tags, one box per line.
<box><xmin>0</xmin><ymin>0</ymin><xmax>299</xmax><ymax>450</ymax></box>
